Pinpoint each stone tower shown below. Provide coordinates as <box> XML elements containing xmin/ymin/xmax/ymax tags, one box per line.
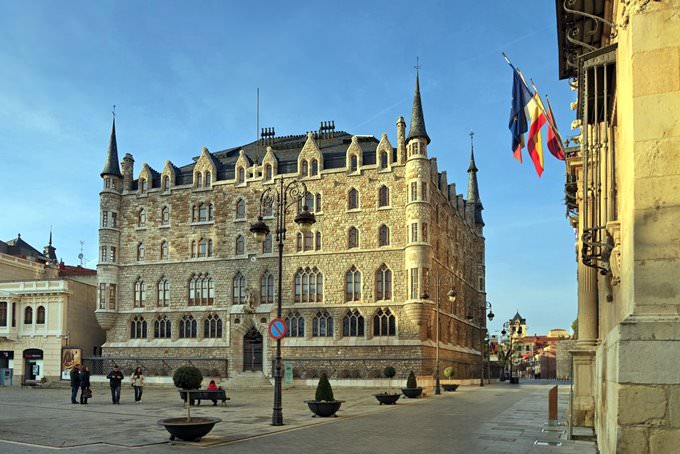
<box><xmin>402</xmin><ymin>72</ymin><xmax>433</xmax><ymax>334</ymax></box>
<box><xmin>96</xmin><ymin>118</ymin><xmax>123</xmax><ymax>331</ymax></box>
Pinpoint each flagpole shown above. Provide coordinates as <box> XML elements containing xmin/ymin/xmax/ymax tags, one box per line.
<box><xmin>504</xmin><ymin>51</ymin><xmax>562</xmax><ymax>140</ymax></box>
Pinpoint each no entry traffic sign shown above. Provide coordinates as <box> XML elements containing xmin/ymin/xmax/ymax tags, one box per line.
<box><xmin>268</xmin><ymin>318</ymin><xmax>287</xmax><ymax>340</ymax></box>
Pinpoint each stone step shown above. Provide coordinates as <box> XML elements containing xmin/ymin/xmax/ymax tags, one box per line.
<box><xmin>225</xmin><ymin>372</ymin><xmax>272</xmax><ymax>388</ymax></box>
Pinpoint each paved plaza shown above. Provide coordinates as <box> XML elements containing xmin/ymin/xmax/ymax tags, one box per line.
<box><xmin>0</xmin><ymin>382</ymin><xmax>596</xmax><ymax>453</ymax></box>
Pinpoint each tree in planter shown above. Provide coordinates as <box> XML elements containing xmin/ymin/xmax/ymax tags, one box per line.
<box><xmin>306</xmin><ymin>373</ymin><xmax>344</xmax><ymax>417</ymax></box>
<box><xmin>374</xmin><ymin>366</ymin><xmax>400</xmax><ymax>405</ymax></box>
<box><xmin>315</xmin><ymin>373</ymin><xmax>334</xmax><ymax>402</ymax></box>
<box><xmin>384</xmin><ymin>366</ymin><xmax>396</xmax><ymax>392</ymax></box>
<box><xmin>443</xmin><ymin>367</ymin><xmax>454</xmax><ymax>383</ymax></box>
<box><xmin>406</xmin><ymin>371</ymin><xmax>417</xmax><ymax>388</ymax></box>
<box><xmin>442</xmin><ymin>366</ymin><xmax>459</xmax><ymax>391</ymax></box>
<box><xmin>173</xmin><ymin>366</ymin><xmax>203</xmax><ymax>421</ymax></box>
<box><xmin>402</xmin><ymin>370</ymin><xmax>423</xmax><ymax>398</ymax></box>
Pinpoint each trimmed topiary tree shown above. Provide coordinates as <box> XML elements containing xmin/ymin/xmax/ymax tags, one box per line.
<box><xmin>172</xmin><ymin>365</ymin><xmax>203</xmax><ymax>422</ymax></box>
<box><xmin>315</xmin><ymin>372</ymin><xmax>335</xmax><ymax>402</ymax></box>
<box><xmin>384</xmin><ymin>366</ymin><xmax>396</xmax><ymax>392</ymax></box>
<box><xmin>443</xmin><ymin>366</ymin><xmax>454</xmax><ymax>381</ymax></box>
<box><xmin>406</xmin><ymin>370</ymin><xmax>417</xmax><ymax>389</ymax></box>
<box><xmin>173</xmin><ymin>366</ymin><xmax>203</xmax><ymax>390</ymax></box>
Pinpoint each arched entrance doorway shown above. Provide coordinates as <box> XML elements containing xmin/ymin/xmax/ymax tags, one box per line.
<box><xmin>243</xmin><ymin>327</ymin><xmax>263</xmax><ymax>371</ymax></box>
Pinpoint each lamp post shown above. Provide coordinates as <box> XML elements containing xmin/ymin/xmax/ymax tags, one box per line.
<box><xmin>250</xmin><ymin>176</ymin><xmax>315</xmax><ymax>426</ymax></box>
<box><xmin>479</xmin><ymin>301</ymin><xmax>494</xmax><ymax>387</ymax></box>
<box><xmin>422</xmin><ymin>284</ymin><xmax>456</xmax><ymax>396</ymax></box>
<box><xmin>501</xmin><ymin>320</ymin><xmax>522</xmax><ymax>384</ymax></box>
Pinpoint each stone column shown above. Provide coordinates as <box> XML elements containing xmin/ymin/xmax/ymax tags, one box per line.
<box><xmin>571</xmin><ymin>260</ymin><xmax>598</xmax><ymax>427</ymax></box>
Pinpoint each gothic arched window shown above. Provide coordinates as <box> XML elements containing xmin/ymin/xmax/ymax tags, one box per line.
<box><xmin>342</xmin><ymin>309</ymin><xmax>364</xmax><ymax>337</ymax></box>
<box><xmin>294</xmin><ymin>267</ymin><xmax>323</xmax><ymax>303</ymax></box>
<box><xmin>134</xmin><ymin>279</ymin><xmax>145</xmax><ymax>307</ymax></box>
<box><xmin>233</xmin><ymin>272</ymin><xmax>246</xmax><ymax>304</ymax></box>
<box><xmin>179</xmin><ymin>314</ymin><xmax>197</xmax><ymax>338</ymax></box>
<box><xmin>130</xmin><ymin>316</ymin><xmax>147</xmax><ymax>339</ymax></box>
<box><xmin>378</xmin><ymin>185</ymin><xmax>390</xmax><ymax>207</ymax></box>
<box><xmin>373</xmin><ymin>308</ymin><xmax>396</xmax><ymax>336</ymax></box>
<box><xmin>260</xmin><ymin>271</ymin><xmax>274</xmax><ymax>304</ymax></box>
<box><xmin>204</xmin><ymin>313</ymin><xmax>222</xmax><ymax>338</ymax></box>
<box><xmin>348</xmin><ymin>227</ymin><xmax>359</xmax><ymax>249</ymax></box>
<box><xmin>157</xmin><ymin>278</ymin><xmax>170</xmax><ymax>306</ymax></box>
<box><xmin>348</xmin><ymin>188</ymin><xmax>359</xmax><ymax>210</ymax></box>
<box><xmin>312</xmin><ymin>311</ymin><xmax>333</xmax><ymax>337</ymax></box>
<box><xmin>345</xmin><ymin>265</ymin><xmax>361</xmax><ymax>301</ymax></box>
<box><xmin>285</xmin><ymin>311</ymin><xmax>304</xmax><ymax>337</ymax></box>
<box><xmin>378</xmin><ymin>225</ymin><xmax>390</xmax><ymax>246</ymax></box>
<box><xmin>154</xmin><ymin>315</ymin><xmax>171</xmax><ymax>338</ymax></box>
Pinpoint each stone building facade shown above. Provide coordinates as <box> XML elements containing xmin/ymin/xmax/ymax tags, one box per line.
<box><xmin>557</xmin><ymin>1</ymin><xmax>680</xmax><ymax>452</ymax></box>
<box><xmin>96</xmin><ymin>75</ymin><xmax>487</xmax><ymax>382</ymax></box>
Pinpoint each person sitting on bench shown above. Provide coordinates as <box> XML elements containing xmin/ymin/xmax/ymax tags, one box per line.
<box><xmin>207</xmin><ymin>380</ymin><xmax>219</xmax><ymax>406</ymax></box>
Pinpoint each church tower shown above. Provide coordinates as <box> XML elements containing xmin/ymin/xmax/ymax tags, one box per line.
<box><xmin>402</xmin><ymin>72</ymin><xmax>433</xmax><ymax>335</ymax></box>
<box><xmin>96</xmin><ymin>117</ymin><xmax>123</xmax><ymax>331</ymax></box>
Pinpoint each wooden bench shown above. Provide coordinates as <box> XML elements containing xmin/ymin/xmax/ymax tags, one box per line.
<box><xmin>179</xmin><ymin>389</ymin><xmax>230</xmax><ymax>406</ymax></box>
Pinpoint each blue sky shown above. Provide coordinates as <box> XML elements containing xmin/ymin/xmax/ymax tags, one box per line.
<box><xmin>0</xmin><ymin>0</ymin><xmax>577</xmax><ymax>335</ymax></box>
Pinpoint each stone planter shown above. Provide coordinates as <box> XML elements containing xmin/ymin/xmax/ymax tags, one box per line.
<box><xmin>401</xmin><ymin>387</ymin><xmax>423</xmax><ymax>398</ymax></box>
<box><xmin>442</xmin><ymin>384</ymin><xmax>459</xmax><ymax>392</ymax></box>
<box><xmin>158</xmin><ymin>417</ymin><xmax>221</xmax><ymax>441</ymax></box>
<box><xmin>305</xmin><ymin>400</ymin><xmax>344</xmax><ymax>417</ymax></box>
<box><xmin>374</xmin><ymin>393</ymin><xmax>401</xmax><ymax>405</ymax></box>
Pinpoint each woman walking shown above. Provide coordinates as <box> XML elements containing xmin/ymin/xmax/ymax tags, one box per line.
<box><xmin>131</xmin><ymin>367</ymin><xmax>144</xmax><ymax>404</ymax></box>
<box><xmin>79</xmin><ymin>366</ymin><xmax>91</xmax><ymax>404</ymax></box>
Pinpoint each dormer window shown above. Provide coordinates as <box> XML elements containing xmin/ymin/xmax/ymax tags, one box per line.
<box><xmin>350</xmin><ymin>155</ymin><xmax>358</xmax><ymax>172</ymax></box>
<box><xmin>162</xmin><ymin>175</ymin><xmax>170</xmax><ymax>192</ymax></box>
<box><xmin>196</xmin><ymin>173</ymin><xmax>202</xmax><ymax>188</ymax></box>
<box><xmin>311</xmin><ymin>159</ymin><xmax>319</xmax><ymax>176</ymax></box>
<box><xmin>265</xmin><ymin>164</ymin><xmax>272</xmax><ymax>181</ymax></box>
<box><xmin>205</xmin><ymin>171</ymin><xmax>211</xmax><ymax>187</ymax></box>
<box><xmin>237</xmin><ymin>167</ymin><xmax>245</xmax><ymax>184</ymax></box>
<box><xmin>301</xmin><ymin>160</ymin><xmax>308</xmax><ymax>177</ymax></box>
<box><xmin>380</xmin><ymin>151</ymin><xmax>389</xmax><ymax>169</ymax></box>
<box><xmin>140</xmin><ymin>178</ymin><xmax>148</xmax><ymax>193</ymax></box>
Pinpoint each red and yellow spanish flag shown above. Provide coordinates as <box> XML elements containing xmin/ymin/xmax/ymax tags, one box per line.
<box><xmin>526</xmin><ymin>89</ymin><xmax>546</xmax><ymax>177</ymax></box>
<box><xmin>546</xmin><ymin>97</ymin><xmax>566</xmax><ymax>161</ymax></box>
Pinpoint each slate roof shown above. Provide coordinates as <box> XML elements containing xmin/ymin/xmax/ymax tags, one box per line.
<box><xmin>2</xmin><ymin>234</ymin><xmax>49</xmax><ymax>262</ymax></box>
<box><xmin>101</xmin><ymin>119</ymin><xmax>122</xmax><ymax>177</ymax></box>
<box><xmin>407</xmin><ymin>73</ymin><xmax>430</xmax><ymax>144</ymax></box>
<box><xmin>152</xmin><ymin>131</ymin><xmax>386</xmax><ymax>188</ymax></box>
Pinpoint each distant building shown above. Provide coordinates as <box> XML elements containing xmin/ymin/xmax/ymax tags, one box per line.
<box><xmin>0</xmin><ymin>234</ymin><xmax>104</xmax><ymax>385</ymax></box>
<box><xmin>95</xmin><ymin>75</ymin><xmax>488</xmax><ymax>382</ymax></box>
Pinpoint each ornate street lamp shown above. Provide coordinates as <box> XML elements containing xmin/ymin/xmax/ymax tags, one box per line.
<box><xmin>500</xmin><ymin>320</ymin><xmax>523</xmax><ymax>384</ymax></box>
<box><xmin>423</xmin><ymin>281</ymin><xmax>455</xmax><ymax>396</ymax></box>
<box><xmin>480</xmin><ymin>301</ymin><xmax>494</xmax><ymax>387</ymax></box>
<box><xmin>250</xmin><ymin>177</ymin><xmax>315</xmax><ymax>426</ymax></box>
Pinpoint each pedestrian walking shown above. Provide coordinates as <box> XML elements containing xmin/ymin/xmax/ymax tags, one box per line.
<box><xmin>131</xmin><ymin>367</ymin><xmax>144</xmax><ymax>404</ymax></box>
<box><xmin>79</xmin><ymin>366</ymin><xmax>91</xmax><ymax>404</ymax></box>
<box><xmin>106</xmin><ymin>365</ymin><xmax>124</xmax><ymax>404</ymax></box>
<box><xmin>69</xmin><ymin>364</ymin><xmax>81</xmax><ymax>404</ymax></box>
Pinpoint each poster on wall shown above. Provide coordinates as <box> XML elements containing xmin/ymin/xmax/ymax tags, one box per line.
<box><xmin>60</xmin><ymin>348</ymin><xmax>82</xmax><ymax>380</ymax></box>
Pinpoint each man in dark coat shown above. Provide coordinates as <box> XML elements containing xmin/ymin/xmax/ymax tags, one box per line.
<box><xmin>106</xmin><ymin>365</ymin><xmax>124</xmax><ymax>404</ymax></box>
<box><xmin>69</xmin><ymin>364</ymin><xmax>81</xmax><ymax>404</ymax></box>
<box><xmin>79</xmin><ymin>366</ymin><xmax>91</xmax><ymax>404</ymax></box>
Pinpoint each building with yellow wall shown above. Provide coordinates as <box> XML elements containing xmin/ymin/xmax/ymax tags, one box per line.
<box><xmin>0</xmin><ymin>235</ymin><xmax>104</xmax><ymax>385</ymax></box>
<box><xmin>556</xmin><ymin>1</ymin><xmax>680</xmax><ymax>452</ymax></box>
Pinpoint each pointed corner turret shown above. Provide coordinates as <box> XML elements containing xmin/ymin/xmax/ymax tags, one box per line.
<box><xmin>101</xmin><ymin>118</ymin><xmax>122</xmax><ymax>178</ymax></box>
<box><xmin>466</xmin><ymin>132</ymin><xmax>484</xmax><ymax>226</ymax></box>
<box><xmin>406</xmin><ymin>72</ymin><xmax>430</xmax><ymax>145</ymax></box>
<box><xmin>43</xmin><ymin>227</ymin><xmax>57</xmax><ymax>262</ymax></box>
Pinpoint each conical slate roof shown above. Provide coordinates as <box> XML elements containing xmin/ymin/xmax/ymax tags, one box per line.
<box><xmin>467</xmin><ymin>140</ymin><xmax>484</xmax><ymax>226</ymax></box>
<box><xmin>101</xmin><ymin>119</ymin><xmax>122</xmax><ymax>177</ymax></box>
<box><xmin>407</xmin><ymin>73</ymin><xmax>430</xmax><ymax>144</ymax></box>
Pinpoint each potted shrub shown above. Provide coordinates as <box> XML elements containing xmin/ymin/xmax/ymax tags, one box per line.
<box><xmin>441</xmin><ymin>366</ymin><xmax>459</xmax><ymax>392</ymax></box>
<box><xmin>401</xmin><ymin>370</ymin><xmax>423</xmax><ymax>398</ymax></box>
<box><xmin>374</xmin><ymin>366</ymin><xmax>401</xmax><ymax>405</ymax></box>
<box><xmin>305</xmin><ymin>373</ymin><xmax>344</xmax><ymax>417</ymax></box>
<box><xmin>158</xmin><ymin>365</ymin><xmax>221</xmax><ymax>442</ymax></box>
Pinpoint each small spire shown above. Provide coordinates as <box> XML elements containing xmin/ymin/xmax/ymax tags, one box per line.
<box><xmin>406</xmin><ymin>68</ymin><xmax>431</xmax><ymax>144</ymax></box>
<box><xmin>43</xmin><ymin>227</ymin><xmax>57</xmax><ymax>262</ymax></box>
<box><xmin>466</xmin><ymin>131</ymin><xmax>484</xmax><ymax>226</ymax></box>
<box><xmin>101</xmin><ymin>108</ymin><xmax>123</xmax><ymax>177</ymax></box>
<box><xmin>49</xmin><ymin>226</ymin><xmax>52</xmax><ymax>246</ymax></box>
<box><xmin>468</xmin><ymin>131</ymin><xmax>478</xmax><ymax>172</ymax></box>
